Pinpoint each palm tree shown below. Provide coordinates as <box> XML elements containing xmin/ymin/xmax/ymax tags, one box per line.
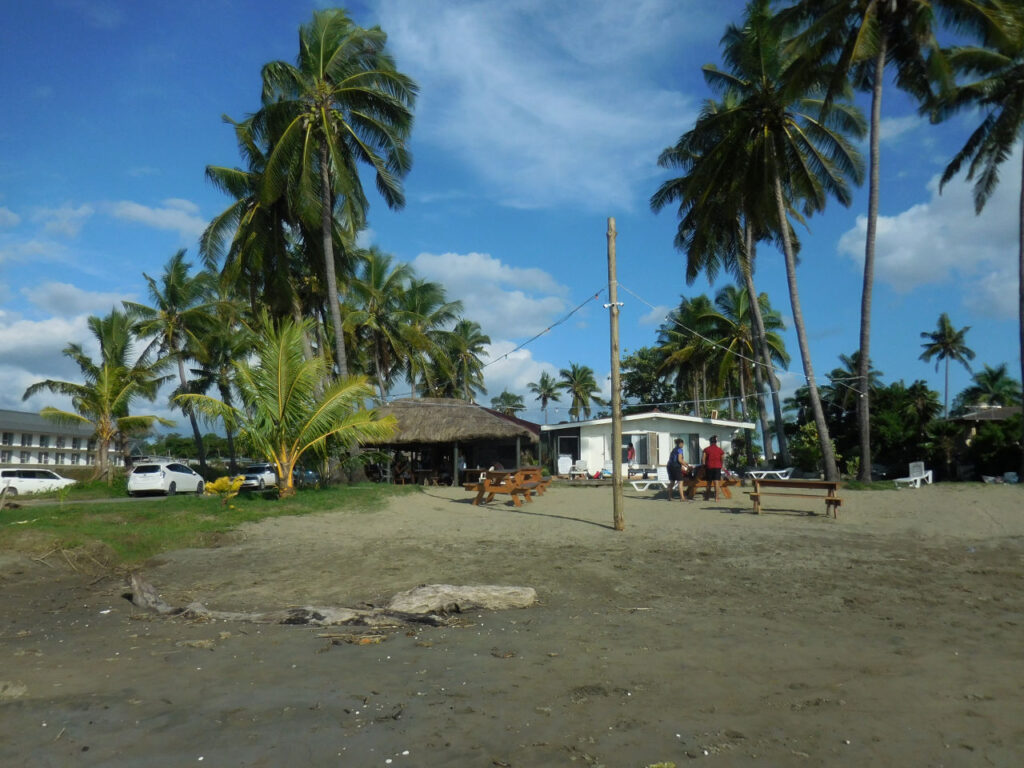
<box><xmin>420</xmin><ymin>319</ymin><xmax>490</xmax><ymax>401</ymax></box>
<box><xmin>559</xmin><ymin>362</ymin><xmax>603</xmax><ymax>421</ymax></box>
<box><xmin>342</xmin><ymin>248</ymin><xmax>415</xmax><ymax>400</ymax></box>
<box><xmin>699</xmin><ymin>284</ymin><xmax>789</xmax><ymax>462</ymax></box>
<box><xmin>124</xmin><ymin>251</ymin><xmax>215</xmax><ymax>470</ymax></box>
<box><xmin>932</xmin><ymin>0</ymin><xmax>1024</xmax><ymax>470</ymax></box>
<box><xmin>693</xmin><ymin>0</ymin><xmax>866</xmax><ymax>479</ymax></box>
<box><xmin>781</xmin><ymin>0</ymin><xmax>993</xmax><ymax>481</ymax></box>
<box><xmin>490</xmin><ymin>391</ymin><xmax>526</xmax><ymax>417</ymax></box>
<box><xmin>920</xmin><ymin>312</ymin><xmax>976</xmax><ymax>416</ymax></box>
<box><xmin>959</xmin><ymin>363</ymin><xmax>1022</xmax><ymax>407</ymax></box>
<box><xmin>177</xmin><ymin>313</ymin><xmax>396</xmax><ymax>496</ymax></box>
<box><xmin>527</xmin><ymin>371</ymin><xmax>562</xmax><ymax>424</ymax></box>
<box><xmin>258</xmin><ymin>9</ymin><xmax>417</xmax><ymax>378</ymax></box>
<box><xmin>657</xmin><ymin>294</ymin><xmax>718</xmax><ymax>415</ymax></box>
<box><xmin>651</xmin><ymin>92</ymin><xmax>795</xmax><ymax>463</ymax></box>
<box><xmin>23</xmin><ymin>310</ymin><xmax>171</xmax><ymax>482</ymax></box>
<box><xmin>398</xmin><ymin>277</ymin><xmax>463</xmax><ymax>398</ymax></box>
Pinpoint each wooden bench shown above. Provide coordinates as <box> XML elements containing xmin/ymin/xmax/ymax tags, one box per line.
<box><xmin>514</xmin><ymin>466</ymin><xmax>551</xmax><ymax>497</ymax></box>
<box><xmin>748</xmin><ymin>478</ymin><xmax>843</xmax><ymax>518</ymax></box>
<box><xmin>464</xmin><ymin>471</ymin><xmax>532</xmax><ymax>507</ymax></box>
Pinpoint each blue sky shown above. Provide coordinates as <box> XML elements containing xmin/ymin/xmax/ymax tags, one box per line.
<box><xmin>1</xmin><ymin>0</ymin><xmax>1019</xmax><ymax>428</ymax></box>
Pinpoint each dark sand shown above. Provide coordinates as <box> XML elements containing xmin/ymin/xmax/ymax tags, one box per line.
<box><xmin>2</xmin><ymin>483</ymin><xmax>1022</xmax><ymax>767</ymax></box>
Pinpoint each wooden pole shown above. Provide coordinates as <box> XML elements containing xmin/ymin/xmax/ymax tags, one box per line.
<box><xmin>607</xmin><ymin>217</ymin><xmax>625</xmax><ymax>531</ymax></box>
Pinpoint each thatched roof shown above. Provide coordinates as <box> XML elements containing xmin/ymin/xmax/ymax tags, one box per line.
<box><xmin>369</xmin><ymin>398</ymin><xmax>539</xmax><ymax>445</ymax></box>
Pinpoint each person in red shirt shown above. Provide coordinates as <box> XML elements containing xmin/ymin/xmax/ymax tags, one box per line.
<box><xmin>701</xmin><ymin>435</ymin><xmax>725</xmax><ymax>501</ymax></box>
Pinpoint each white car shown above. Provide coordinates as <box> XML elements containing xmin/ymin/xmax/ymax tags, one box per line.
<box><xmin>0</xmin><ymin>468</ymin><xmax>77</xmax><ymax>497</ymax></box>
<box><xmin>127</xmin><ymin>460</ymin><xmax>205</xmax><ymax>496</ymax></box>
<box><xmin>240</xmin><ymin>463</ymin><xmax>278</xmax><ymax>491</ymax></box>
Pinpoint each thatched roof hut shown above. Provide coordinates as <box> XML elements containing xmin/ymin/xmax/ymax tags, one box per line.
<box><xmin>367</xmin><ymin>398</ymin><xmax>539</xmax><ymax>484</ymax></box>
<box><xmin>372</xmin><ymin>398</ymin><xmax>538</xmax><ymax>444</ymax></box>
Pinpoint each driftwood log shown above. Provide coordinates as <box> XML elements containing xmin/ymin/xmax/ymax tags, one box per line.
<box><xmin>128</xmin><ymin>573</ymin><xmax>536</xmax><ymax>628</ymax></box>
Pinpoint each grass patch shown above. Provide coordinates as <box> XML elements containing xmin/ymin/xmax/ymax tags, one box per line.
<box><xmin>843</xmin><ymin>479</ymin><xmax>899</xmax><ymax>491</ymax></box>
<box><xmin>0</xmin><ymin>482</ymin><xmax>419</xmax><ymax>567</ymax></box>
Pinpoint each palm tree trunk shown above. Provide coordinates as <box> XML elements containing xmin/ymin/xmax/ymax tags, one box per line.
<box><xmin>320</xmin><ymin>141</ymin><xmax>349</xmax><ymax>378</ymax></box>
<box><xmin>178</xmin><ymin>355</ymin><xmax>206</xmax><ymax>470</ymax></box>
<box><xmin>1018</xmin><ymin>148</ymin><xmax>1024</xmax><ymax>476</ymax></box>
<box><xmin>856</xmin><ymin>44</ymin><xmax>886</xmax><ymax>482</ymax></box>
<box><xmin>740</xmin><ymin>229</ymin><xmax>788</xmax><ymax>463</ymax></box>
<box><xmin>773</xmin><ymin>175</ymin><xmax>839</xmax><ymax>480</ymax></box>
<box><xmin>944</xmin><ymin>357</ymin><xmax>950</xmax><ymax>418</ymax></box>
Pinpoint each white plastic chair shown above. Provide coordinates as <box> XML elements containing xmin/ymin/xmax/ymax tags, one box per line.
<box><xmin>569</xmin><ymin>459</ymin><xmax>589</xmax><ymax>479</ymax></box>
<box><xmin>894</xmin><ymin>461</ymin><xmax>933</xmax><ymax>488</ymax></box>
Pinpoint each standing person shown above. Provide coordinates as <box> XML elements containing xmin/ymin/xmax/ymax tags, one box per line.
<box><xmin>702</xmin><ymin>435</ymin><xmax>725</xmax><ymax>501</ymax></box>
<box><xmin>666</xmin><ymin>437</ymin><xmax>690</xmax><ymax>501</ymax></box>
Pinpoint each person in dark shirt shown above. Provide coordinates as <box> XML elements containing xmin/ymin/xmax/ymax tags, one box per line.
<box><xmin>666</xmin><ymin>438</ymin><xmax>690</xmax><ymax>501</ymax></box>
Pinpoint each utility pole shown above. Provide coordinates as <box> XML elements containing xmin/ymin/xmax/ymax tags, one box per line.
<box><xmin>607</xmin><ymin>217</ymin><xmax>625</xmax><ymax>531</ymax></box>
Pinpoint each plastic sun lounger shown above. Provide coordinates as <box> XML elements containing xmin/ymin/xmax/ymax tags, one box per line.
<box><xmin>630</xmin><ymin>466</ymin><xmax>670</xmax><ymax>491</ymax></box>
<box><xmin>746</xmin><ymin>467</ymin><xmax>794</xmax><ymax>480</ymax></box>
<box><xmin>894</xmin><ymin>462</ymin><xmax>933</xmax><ymax>488</ymax></box>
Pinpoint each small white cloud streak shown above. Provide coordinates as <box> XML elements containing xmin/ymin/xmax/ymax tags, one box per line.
<box><xmin>0</xmin><ymin>206</ymin><xmax>21</xmax><ymax>227</ymax></box>
<box><xmin>879</xmin><ymin>115</ymin><xmax>922</xmax><ymax>144</ymax></box>
<box><xmin>32</xmin><ymin>203</ymin><xmax>95</xmax><ymax>237</ymax></box>
<box><xmin>838</xmin><ymin>143</ymin><xmax>1021</xmax><ymax>319</ymax></box>
<box><xmin>23</xmin><ymin>282</ymin><xmax>132</xmax><ymax>318</ymax></box>
<box><xmin>106</xmin><ymin>198</ymin><xmax>206</xmax><ymax>240</ymax></box>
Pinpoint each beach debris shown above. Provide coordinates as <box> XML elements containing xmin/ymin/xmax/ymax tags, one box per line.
<box><xmin>126</xmin><ymin>574</ymin><xmax>536</xmax><ymax>631</ymax></box>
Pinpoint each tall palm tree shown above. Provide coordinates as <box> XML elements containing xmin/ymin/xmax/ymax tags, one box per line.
<box><xmin>528</xmin><ymin>371</ymin><xmax>562</xmax><ymax>424</ymax></box>
<box><xmin>694</xmin><ymin>0</ymin><xmax>866</xmax><ymax>479</ymax></box>
<box><xmin>490</xmin><ymin>391</ymin><xmax>526</xmax><ymax>417</ymax></box>
<box><xmin>124</xmin><ymin>251</ymin><xmax>215</xmax><ymax>470</ymax></box>
<box><xmin>559</xmin><ymin>362</ymin><xmax>603</xmax><ymax>421</ymax></box>
<box><xmin>657</xmin><ymin>294</ymin><xmax>718</xmax><ymax>416</ymax></box>
<box><xmin>178</xmin><ymin>313</ymin><xmax>396</xmax><ymax>497</ymax></box>
<box><xmin>258</xmin><ymin>9</ymin><xmax>417</xmax><ymax>378</ymax></box>
<box><xmin>781</xmin><ymin>0</ymin><xmax>993</xmax><ymax>480</ymax></box>
<box><xmin>932</xmin><ymin>0</ymin><xmax>1024</xmax><ymax>470</ymax></box>
<box><xmin>23</xmin><ymin>310</ymin><xmax>171</xmax><ymax>482</ymax></box>
<box><xmin>919</xmin><ymin>312</ymin><xmax>976</xmax><ymax>416</ymax></box>
<box><xmin>651</xmin><ymin>92</ymin><xmax>795</xmax><ymax>462</ymax></box>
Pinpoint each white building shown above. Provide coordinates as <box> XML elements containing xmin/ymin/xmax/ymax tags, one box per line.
<box><xmin>0</xmin><ymin>409</ymin><xmax>112</xmax><ymax>468</ymax></box>
<box><xmin>540</xmin><ymin>410</ymin><xmax>756</xmax><ymax>475</ymax></box>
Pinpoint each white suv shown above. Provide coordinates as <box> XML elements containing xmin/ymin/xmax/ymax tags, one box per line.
<box><xmin>1</xmin><ymin>468</ymin><xmax>77</xmax><ymax>497</ymax></box>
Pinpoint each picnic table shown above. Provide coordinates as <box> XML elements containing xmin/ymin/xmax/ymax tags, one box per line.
<box><xmin>748</xmin><ymin>478</ymin><xmax>843</xmax><ymax>518</ymax></box>
<box><xmin>464</xmin><ymin>470</ymin><xmax>532</xmax><ymax>507</ymax></box>
<box><xmin>682</xmin><ymin>475</ymin><xmax>741</xmax><ymax>500</ymax></box>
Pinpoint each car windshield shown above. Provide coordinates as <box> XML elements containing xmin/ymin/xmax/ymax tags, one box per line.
<box><xmin>132</xmin><ymin>465</ymin><xmax>162</xmax><ymax>474</ymax></box>
<box><xmin>247</xmin><ymin>465</ymin><xmax>271</xmax><ymax>472</ymax></box>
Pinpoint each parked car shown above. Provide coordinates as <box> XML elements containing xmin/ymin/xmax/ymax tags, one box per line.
<box><xmin>0</xmin><ymin>468</ymin><xmax>77</xmax><ymax>497</ymax></box>
<box><xmin>240</xmin><ymin>463</ymin><xmax>278</xmax><ymax>491</ymax></box>
<box><xmin>127</xmin><ymin>460</ymin><xmax>204</xmax><ymax>496</ymax></box>
<box><xmin>292</xmin><ymin>466</ymin><xmax>321</xmax><ymax>488</ymax></box>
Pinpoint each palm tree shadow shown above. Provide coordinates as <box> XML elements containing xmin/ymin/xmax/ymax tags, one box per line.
<box><xmin>442</xmin><ymin>492</ymin><xmax>615</xmax><ymax>529</ymax></box>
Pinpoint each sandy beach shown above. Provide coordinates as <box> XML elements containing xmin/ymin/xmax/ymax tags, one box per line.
<box><xmin>2</xmin><ymin>482</ymin><xmax>1022</xmax><ymax>767</ymax></box>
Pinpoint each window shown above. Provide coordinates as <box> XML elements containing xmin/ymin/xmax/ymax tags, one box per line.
<box><xmin>39</xmin><ymin>435</ymin><xmax>50</xmax><ymax>448</ymax></box>
<box><xmin>56</xmin><ymin>453</ymin><xmax>66</xmax><ymax>465</ymax></box>
<box><xmin>72</xmin><ymin>437</ymin><xmax>81</xmax><ymax>450</ymax></box>
<box><xmin>38</xmin><ymin>452</ymin><xmax>49</xmax><ymax>465</ymax></box>
<box><xmin>56</xmin><ymin>436</ymin><xmax>65</xmax><ymax>449</ymax></box>
<box><xmin>19</xmin><ymin>451</ymin><xmax>30</xmax><ymax>463</ymax></box>
<box><xmin>0</xmin><ymin>450</ymin><xmax>10</xmax><ymax>463</ymax></box>
<box><xmin>71</xmin><ymin>453</ymin><xmax>80</xmax><ymax>465</ymax></box>
<box><xmin>21</xmin><ymin>433</ymin><xmax>32</xmax><ymax>447</ymax></box>
<box><xmin>1</xmin><ymin>432</ymin><xmax>12</xmax><ymax>446</ymax></box>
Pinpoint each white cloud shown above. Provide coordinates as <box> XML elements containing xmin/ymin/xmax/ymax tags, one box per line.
<box><xmin>32</xmin><ymin>203</ymin><xmax>95</xmax><ymax>237</ymax></box>
<box><xmin>879</xmin><ymin>115</ymin><xmax>922</xmax><ymax>144</ymax></box>
<box><xmin>378</xmin><ymin>0</ymin><xmax>695</xmax><ymax>212</ymax></box>
<box><xmin>0</xmin><ymin>206</ymin><xmax>20</xmax><ymax>227</ymax></box>
<box><xmin>0</xmin><ymin>238</ymin><xmax>67</xmax><ymax>265</ymax></box>
<box><xmin>838</xmin><ymin>143</ymin><xmax>1021</xmax><ymax>318</ymax></box>
<box><xmin>23</xmin><ymin>282</ymin><xmax>131</xmax><ymax>318</ymax></box>
<box><xmin>480</xmin><ymin>341</ymin><xmax>553</xmax><ymax>401</ymax></box>
<box><xmin>107</xmin><ymin>198</ymin><xmax>206</xmax><ymax>240</ymax></box>
<box><xmin>412</xmin><ymin>250</ymin><xmax>569</xmax><ymax>337</ymax></box>
<box><xmin>638</xmin><ymin>303</ymin><xmax>672</xmax><ymax>326</ymax></box>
